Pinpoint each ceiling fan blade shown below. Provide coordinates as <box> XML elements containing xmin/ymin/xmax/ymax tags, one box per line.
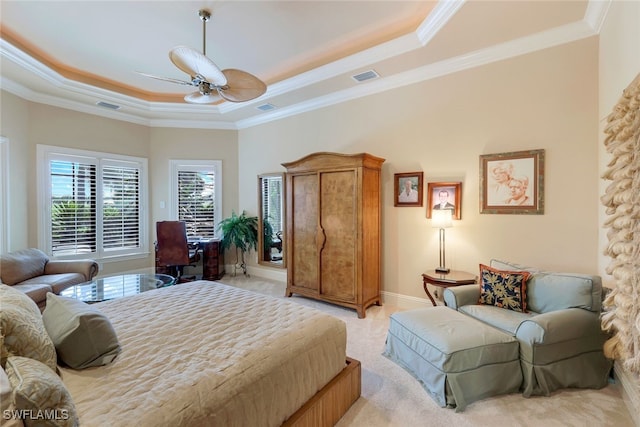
<box><xmin>136</xmin><ymin>71</ymin><xmax>194</xmax><ymax>86</ymax></box>
<box><xmin>169</xmin><ymin>46</ymin><xmax>227</xmax><ymax>86</ymax></box>
<box><xmin>217</xmin><ymin>69</ymin><xmax>267</xmax><ymax>102</ymax></box>
<box><xmin>184</xmin><ymin>91</ymin><xmax>220</xmax><ymax>104</ymax></box>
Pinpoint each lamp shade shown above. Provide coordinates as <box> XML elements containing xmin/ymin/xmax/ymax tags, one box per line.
<box><xmin>432</xmin><ymin>209</ymin><xmax>453</xmax><ymax>228</ymax></box>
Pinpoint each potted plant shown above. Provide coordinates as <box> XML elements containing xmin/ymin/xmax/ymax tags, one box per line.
<box><xmin>217</xmin><ymin>210</ymin><xmax>258</xmax><ymax>276</ymax></box>
<box><xmin>262</xmin><ymin>218</ymin><xmax>274</xmax><ymax>261</ymax></box>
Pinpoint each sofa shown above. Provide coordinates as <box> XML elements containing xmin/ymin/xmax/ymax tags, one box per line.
<box><xmin>0</xmin><ymin>248</ymin><xmax>98</xmax><ymax>310</ymax></box>
<box><xmin>443</xmin><ymin>259</ymin><xmax>612</xmax><ymax>397</ymax></box>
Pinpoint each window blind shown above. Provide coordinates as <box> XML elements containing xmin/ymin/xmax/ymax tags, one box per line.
<box><xmin>177</xmin><ymin>170</ymin><xmax>215</xmax><ymax>238</ymax></box>
<box><xmin>50</xmin><ymin>160</ymin><xmax>97</xmax><ymax>256</ymax></box>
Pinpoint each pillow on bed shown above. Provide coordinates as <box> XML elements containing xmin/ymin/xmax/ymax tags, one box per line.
<box><xmin>1</xmin><ymin>364</ymin><xmax>24</xmax><ymax>427</ymax></box>
<box><xmin>0</xmin><ymin>285</ymin><xmax>57</xmax><ymax>372</ymax></box>
<box><xmin>5</xmin><ymin>355</ymin><xmax>78</xmax><ymax>427</ymax></box>
<box><xmin>42</xmin><ymin>293</ymin><xmax>121</xmax><ymax>369</ymax></box>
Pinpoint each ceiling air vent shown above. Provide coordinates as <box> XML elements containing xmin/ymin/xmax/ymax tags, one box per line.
<box><xmin>256</xmin><ymin>103</ymin><xmax>276</xmax><ymax>112</ymax></box>
<box><xmin>96</xmin><ymin>101</ymin><xmax>121</xmax><ymax>110</ymax></box>
<box><xmin>351</xmin><ymin>70</ymin><xmax>379</xmax><ymax>83</ymax></box>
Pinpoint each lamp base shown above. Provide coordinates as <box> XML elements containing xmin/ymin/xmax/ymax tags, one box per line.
<box><xmin>435</xmin><ymin>267</ymin><xmax>450</xmax><ymax>274</ymax></box>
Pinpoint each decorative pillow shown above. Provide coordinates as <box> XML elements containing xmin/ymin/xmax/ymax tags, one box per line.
<box><xmin>478</xmin><ymin>264</ymin><xmax>531</xmax><ymax>312</ymax></box>
<box><xmin>42</xmin><ymin>294</ymin><xmax>121</xmax><ymax>369</ymax></box>
<box><xmin>0</xmin><ymin>285</ymin><xmax>57</xmax><ymax>372</ymax></box>
<box><xmin>5</xmin><ymin>356</ymin><xmax>78</xmax><ymax>427</ymax></box>
<box><xmin>1</xmin><ymin>363</ymin><xmax>25</xmax><ymax>427</ymax></box>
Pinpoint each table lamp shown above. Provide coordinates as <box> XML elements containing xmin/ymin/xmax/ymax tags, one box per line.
<box><xmin>432</xmin><ymin>209</ymin><xmax>453</xmax><ymax>274</ymax></box>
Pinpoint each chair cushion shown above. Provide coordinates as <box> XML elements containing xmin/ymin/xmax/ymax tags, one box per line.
<box><xmin>42</xmin><ymin>293</ymin><xmax>121</xmax><ymax>369</ymax></box>
<box><xmin>0</xmin><ymin>285</ymin><xmax>57</xmax><ymax>372</ymax></box>
<box><xmin>5</xmin><ymin>356</ymin><xmax>78</xmax><ymax>427</ymax></box>
<box><xmin>0</xmin><ymin>249</ymin><xmax>49</xmax><ymax>286</ymax></box>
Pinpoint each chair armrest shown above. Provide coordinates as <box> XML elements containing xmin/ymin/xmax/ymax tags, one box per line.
<box><xmin>443</xmin><ymin>285</ymin><xmax>480</xmax><ymax>310</ymax></box>
<box><xmin>44</xmin><ymin>259</ymin><xmax>99</xmax><ymax>281</ymax></box>
<box><xmin>516</xmin><ymin>308</ymin><xmax>602</xmax><ymax>346</ymax></box>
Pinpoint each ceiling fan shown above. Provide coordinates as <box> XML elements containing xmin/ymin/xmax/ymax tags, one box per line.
<box><xmin>139</xmin><ymin>9</ymin><xmax>267</xmax><ymax>104</ymax></box>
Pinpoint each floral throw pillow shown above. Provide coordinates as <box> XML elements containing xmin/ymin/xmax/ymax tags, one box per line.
<box><xmin>478</xmin><ymin>264</ymin><xmax>531</xmax><ymax>312</ymax></box>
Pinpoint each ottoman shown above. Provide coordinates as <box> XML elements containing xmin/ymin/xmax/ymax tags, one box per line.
<box><xmin>383</xmin><ymin>306</ymin><xmax>522</xmax><ymax>411</ymax></box>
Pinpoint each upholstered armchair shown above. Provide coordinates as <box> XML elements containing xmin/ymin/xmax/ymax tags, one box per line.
<box><xmin>444</xmin><ymin>259</ymin><xmax>612</xmax><ymax>397</ymax></box>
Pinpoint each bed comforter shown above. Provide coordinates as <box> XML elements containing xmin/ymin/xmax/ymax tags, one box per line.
<box><xmin>60</xmin><ymin>280</ymin><xmax>347</xmax><ymax>427</ymax></box>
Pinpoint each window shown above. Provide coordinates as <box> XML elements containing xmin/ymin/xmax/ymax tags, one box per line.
<box><xmin>261</xmin><ymin>175</ymin><xmax>283</xmax><ymax>236</ymax></box>
<box><xmin>37</xmin><ymin>145</ymin><xmax>148</xmax><ymax>261</ymax></box>
<box><xmin>170</xmin><ymin>160</ymin><xmax>222</xmax><ymax>239</ymax></box>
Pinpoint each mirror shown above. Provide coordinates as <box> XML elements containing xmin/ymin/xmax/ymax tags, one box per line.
<box><xmin>258</xmin><ymin>173</ymin><xmax>285</xmax><ymax>267</ymax></box>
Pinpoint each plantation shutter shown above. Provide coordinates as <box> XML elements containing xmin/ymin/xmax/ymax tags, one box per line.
<box><xmin>102</xmin><ymin>164</ymin><xmax>141</xmax><ymax>251</ymax></box>
<box><xmin>49</xmin><ymin>159</ymin><xmax>97</xmax><ymax>256</ymax></box>
<box><xmin>263</xmin><ymin>176</ymin><xmax>283</xmax><ymax>235</ymax></box>
<box><xmin>177</xmin><ymin>170</ymin><xmax>215</xmax><ymax>238</ymax></box>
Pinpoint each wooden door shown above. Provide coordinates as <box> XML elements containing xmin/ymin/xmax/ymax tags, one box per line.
<box><xmin>318</xmin><ymin>169</ymin><xmax>357</xmax><ymax>302</ymax></box>
<box><xmin>290</xmin><ymin>173</ymin><xmax>319</xmax><ymax>291</ymax></box>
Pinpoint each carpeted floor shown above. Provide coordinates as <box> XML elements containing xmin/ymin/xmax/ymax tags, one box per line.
<box><xmin>217</xmin><ymin>274</ymin><xmax>635</xmax><ymax>427</ymax></box>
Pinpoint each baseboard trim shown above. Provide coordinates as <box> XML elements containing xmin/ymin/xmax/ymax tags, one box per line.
<box><xmin>381</xmin><ymin>290</ymin><xmax>434</xmax><ymax>310</ymax></box>
<box><xmin>614</xmin><ymin>362</ymin><xmax>640</xmax><ymax>426</ymax></box>
<box><xmin>243</xmin><ymin>265</ymin><xmax>287</xmax><ymax>282</ymax></box>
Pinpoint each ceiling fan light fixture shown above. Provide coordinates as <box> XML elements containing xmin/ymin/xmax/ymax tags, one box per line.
<box><xmin>184</xmin><ymin>92</ymin><xmax>218</xmax><ymax>104</ymax></box>
<box><xmin>139</xmin><ymin>8</ymin><xmax>267</xmax><ymax>105</ymax></box>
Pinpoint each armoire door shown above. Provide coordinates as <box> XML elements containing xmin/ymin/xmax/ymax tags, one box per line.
<box><xmin>318</xmin><ymin>169</ymin><xmax>357</xmax><ymax>302</ymax></box>
<box><xmin>290</xmin><ymin>173</ymin><xmax>319</xmax><ymax>291</ymax></box>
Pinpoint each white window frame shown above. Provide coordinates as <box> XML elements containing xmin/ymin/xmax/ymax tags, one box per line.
<box><xmin>37</xmin><ymin>144</ymin><xmax>149</xmax><ymax>262</ymax></box>
<box><xmin>170</xmin><ymin>160</ymin><xmax>222</xmax><ymax>238</ymax></box>
<box><xmin>0</xmin><ymin>136</ymin><xmax>8</xmax><ymax>253</ymax></box>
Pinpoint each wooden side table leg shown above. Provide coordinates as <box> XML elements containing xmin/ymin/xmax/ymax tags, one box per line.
<box><xmin>423</xmin><ymin>278</ymin><xmax>437</xmax><ymax>306</ymax></box>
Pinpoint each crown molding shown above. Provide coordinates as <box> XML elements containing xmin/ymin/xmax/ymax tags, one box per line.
<box><xmin>236</xmin><ymin>17</ymin><xmax>600</xmax><ymax>129</ymax></box>
<box><xmin>1</xmin><ymin>1</ymin><xmax>608</xmax><ymax>131</ymax></box>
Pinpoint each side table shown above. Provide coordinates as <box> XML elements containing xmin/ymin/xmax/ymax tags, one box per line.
<box><xmin>422</xmin><ymin>270</ymin><xmax>477</xmax><ymax>306</ymax></box>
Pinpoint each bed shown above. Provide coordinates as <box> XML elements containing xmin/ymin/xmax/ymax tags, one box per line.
<box><xmin>18</xmin><ymin>280</ymin><xmax>360</xmax><ymax>426</ymax></box>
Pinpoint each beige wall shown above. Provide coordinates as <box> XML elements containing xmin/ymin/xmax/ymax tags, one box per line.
<box><xmin>0</xmin><ymin>98</ymin><xmax>239</xmax><ymax>276</ymax></box>
<box><xmin>148</xmin><ymin>126</ymin><xmax>239</xmax><ymax>232</ymax></box>
<box><xmin>598</xmin><ymin>0</ymin><xmax>640</xmax><ymax>286</ymax></box>
<box><xmin>240</xmin><ymin>37</ymin><xmax>600</xmax><ymax>301</ymax></box>
<box><xmin>597</xmin><ymin>0</ymin><xmax>640</xmax><ymax>423</ymax></box>
<box><xmin>0</xmin><ymin>92</ymin><xmax>30</xmax><ymax>250</ymax></box>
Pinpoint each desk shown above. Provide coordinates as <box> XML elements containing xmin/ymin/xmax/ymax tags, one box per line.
<box><xmin>155</xmin><ymin>239</ymin><xmax>224</xmax><ymax>280</ymax></box>
<box><xmin>422</xmin><ymin>270</ymin><xmax>477</xmax><ymax>306</ymax></box>
<box><xmin>200</xmin><ymin>239</ymin><xmax>225</xmax><ymax>280</ymax></box>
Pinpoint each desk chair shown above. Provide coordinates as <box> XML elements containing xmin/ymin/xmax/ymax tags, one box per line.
<box><xmin>155</xmin><ymin>221</ymin><xmax>200</xmax><ymax>282</ymax></box>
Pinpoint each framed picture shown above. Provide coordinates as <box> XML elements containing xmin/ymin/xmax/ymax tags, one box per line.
<box><xmin>394</xmin><ymin>172</ymin><xmax>423</xmax><ymax>207</ymax></box>
<box><xmin>479</xmin><ymin>149</ymin><xmax>545</xmax><ymax>214</ymax></box>
<box><xmin>426</xmin><ymin>182</ymin><xmax>461</xmax><ymax>220</ymax></box>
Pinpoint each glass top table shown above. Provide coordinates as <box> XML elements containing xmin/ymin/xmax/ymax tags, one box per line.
<box><xmin>59</xmin><ymin>273</ymin><xmax>176</xmax><ymax>303</ymax></box>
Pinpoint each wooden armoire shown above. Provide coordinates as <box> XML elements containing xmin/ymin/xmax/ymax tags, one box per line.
<box><xmin>282</xmin><ymin>152</ymin><xmax>385</xmax><ymax>318</ymax></box>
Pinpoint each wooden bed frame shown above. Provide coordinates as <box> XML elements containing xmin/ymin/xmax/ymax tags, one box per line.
<box><xmin>283</xmin><ymin>357</ymin><xmax>361</xmax><ymax>427</ymax></box>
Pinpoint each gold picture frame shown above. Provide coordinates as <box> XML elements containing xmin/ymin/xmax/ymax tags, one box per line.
<box><xmin>394</xmin><ymin>172</ymin><xmax>423</xmax><ymax>207</ymax></box>
<box><xmin>426</xmin><ymin>182</ymin><xmax>461</xmax><ymax>220</ymax></box>
<box><xmin>479</xmin><ymin>149</ymin><xmax>545</xmax><ymax>214</ymax></box>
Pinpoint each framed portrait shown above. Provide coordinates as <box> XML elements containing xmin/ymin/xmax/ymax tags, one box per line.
<box><xmin>394</xmin><ymin>172</ymin><xmax>423</xmax><ymax>207</ymax></box>
<box><xmin>479</xmin><ymin>149</ymin><xmax>545</xmax><ymax>214</ymax></box>
<box><xmin>426</xmin><ymin>182</ymin><xmax>461</xmax><ymax>220</ymax></box>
